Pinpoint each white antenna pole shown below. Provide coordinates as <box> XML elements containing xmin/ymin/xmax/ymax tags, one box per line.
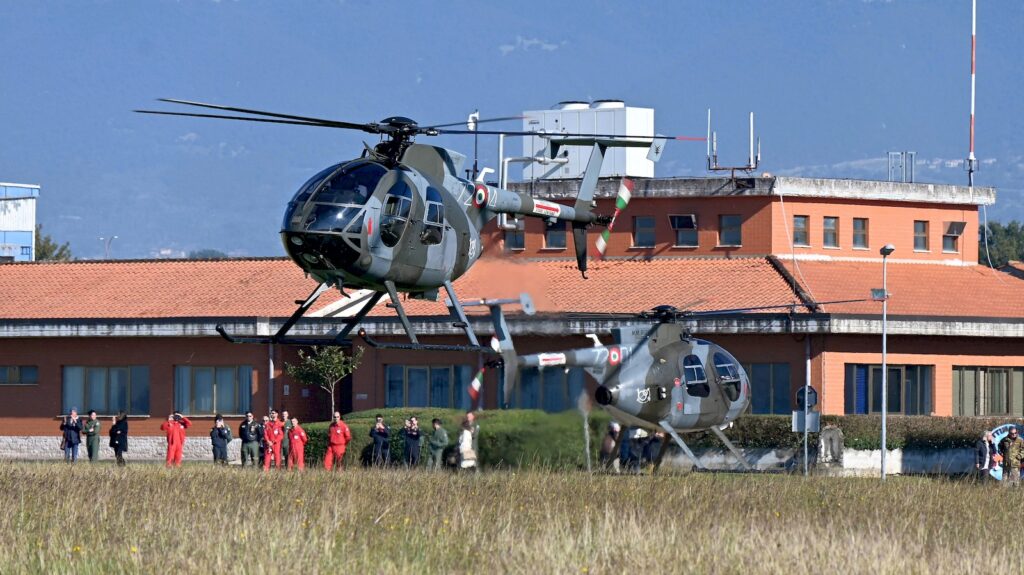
<box><xmin>706</xmin><ymin>108</ymin><xmax>712</xmax><ymax>167</ymax></box>
<box><xmin>749</xmin><ymin>112</ymin><xmax>755</xmax><ymax>168</ymax></box>
<box><xmin>968</xmin><ymin>0</ymin><xmax>977</xmax><ymax>187</ymax></box>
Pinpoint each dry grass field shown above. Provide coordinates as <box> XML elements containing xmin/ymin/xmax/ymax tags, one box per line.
<box><xmin>1</xmin><ymin>463</ymin><xmax>1019</xmax><ymax>574</ymax></box>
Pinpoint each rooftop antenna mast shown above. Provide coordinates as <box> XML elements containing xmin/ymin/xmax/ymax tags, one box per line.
<box><xmin>966</xmin><ymin>0</ymin><xmax>977</xmax><ymax>187</ymax></box>
<box><xmin>706</xmin><ymin>109</ymin><xmax>760</xmax><ymax>178</ymax></box>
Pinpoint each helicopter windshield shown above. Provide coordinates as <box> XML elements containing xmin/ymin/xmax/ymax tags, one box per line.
<box><xmin>311</xmin><ymin>162</ymin><xmax>387</xmax><ymax>206</ymax></box>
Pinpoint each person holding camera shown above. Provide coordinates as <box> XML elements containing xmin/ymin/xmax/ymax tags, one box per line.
<box><xmin>83</xmin><ymin>410</ymin><xmax>101</xmax><ymax>463</ymax></box>
<box><xmin>401</xmin><ymin>417</ymin><xmax>422</xmax><ymax>467</ymax></box>
<box><xmin>369</xmin><ymin>415</ymin><xmax>391</xmax><ymax>467</ymax></box>
<box><xmin>287</xmin><ymin>417</ymin><xmax>308</xmax><ymax>471</ymax></box>
<box><xmin>238</xmin><ymin>412</ymin><xmax>261</xmax><ymax>467</ymax></box>
<box><xmin>160</xmin><ymin>411</ymin><xmax>192</xmax><ymax>467</ymax></box>
<box><xmin>59</xmin><ymin>408</ymin><xmax>83</xmax><ymax>463</ymax></box>
<box><xmin>263</xmin><ymin>410</ymin><xmax>285</xmax><ymax>470</ymax></box>
<box><xmin>108</xmin><ymin>412</ymin><xmax>128</xmax><ymax>466</ymax></box>
<box><xmin>210</xmin><ymin>415</ymin><xmax>232</xmax><ymax>465</ymax></box>
<box><xmin>324</xmin><ymin>411</ymin><xmax>352</xmax><ymax>471</ymax></box>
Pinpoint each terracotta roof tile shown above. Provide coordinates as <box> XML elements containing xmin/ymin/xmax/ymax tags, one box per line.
<box><xmin>0</xmin><ymin>258</ymin><xmax>340</xmax><ymax>319</ymax></box>
<box><xmin>0</xmin><ymin>256</ymin><xmax>798</xmax><ymax>320</ymax></box>
<box><xmin>371</xmin><ymin>256</ymin><xmax>800</xmax><ymax>316</ymax></box>
<box><xmin>780</xmin><ymin>260</ymin><xmax>1024</xmax><ymax>318</ymax></box>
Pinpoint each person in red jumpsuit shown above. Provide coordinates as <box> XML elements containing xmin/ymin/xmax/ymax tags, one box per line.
<box><xmin>263</xmin><ymin>410</ymin><xmax>284</xmax><ymax>470</ymax></box>
<box><xmin>160</xmin><ymin>411</ymin><xmax>191</xmax><ymax>467</ymax></box>
<box><xmin>287</xmin><ymin>417</ymin><xmax>308</xmax><ymax>471</ymax></box>
<box><xmin>324</xmin><ymin>411</ymin><xmax>352</xmax><ymax>471</ymax></box>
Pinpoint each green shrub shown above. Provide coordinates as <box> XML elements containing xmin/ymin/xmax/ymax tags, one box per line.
<box><xmin>303</xmin><ymin>410</ymin><xmax>1024</xmax><ymax>468</ymax></box>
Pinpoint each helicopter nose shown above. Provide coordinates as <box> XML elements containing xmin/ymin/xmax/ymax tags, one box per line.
<box><xmin>595</xmin><ymin>385</ymin><xmax>619</xmax><ymax>406</ymax></box>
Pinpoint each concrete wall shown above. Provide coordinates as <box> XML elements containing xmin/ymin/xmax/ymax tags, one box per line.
<box><xmin>0</xmin><ymin>436</ymin><xmax>246</xmax><ymax>463</ymax></box>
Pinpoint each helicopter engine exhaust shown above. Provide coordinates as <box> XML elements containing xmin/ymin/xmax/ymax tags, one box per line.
<box><xmin>595</xmin><ymin>385</ymin><xmax>619</xmax><ymax>406</ymax></box>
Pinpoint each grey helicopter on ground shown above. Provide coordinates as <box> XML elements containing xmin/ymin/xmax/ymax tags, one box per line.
<box><xmin>136</xmin><ymin>99</ymin><xmax>703</xmax><ymax>352</ymax></box>
<box><xmin>486</xmin><ymin>301</ymin><xmax>870</xmax><ymax>472</ymax></box>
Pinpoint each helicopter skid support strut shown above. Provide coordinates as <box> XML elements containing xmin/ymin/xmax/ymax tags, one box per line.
<box><xmin>709</xmin><ymin>426</ymin><xmax>753</xmax><ymax>471</ymax></box>
<box><xmin>216</xmin><ymin>283</ymin><xmax>384</xmax><ymax>346</ymax></box>
<box><xmin>658</xmin><ymin>420</ymin><xmax>706</xmax><ymax>472</ymax></box>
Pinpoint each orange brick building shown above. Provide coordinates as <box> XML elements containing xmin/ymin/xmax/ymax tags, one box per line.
<box><xmin>1</xmin><ymin>175</ymin><xmax>1022</xmax><ymax>448</ymax></box>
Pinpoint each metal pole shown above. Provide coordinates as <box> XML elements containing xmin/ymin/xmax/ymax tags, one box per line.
<box><xmin>804</xmin><ymin>335</ymin><xmax>810</xmax><ymax>477</ymax></box>
<box><xmin>881</xmin><ymin>252</ymin><xmax>889</xmax><ymax>481</ymax></box>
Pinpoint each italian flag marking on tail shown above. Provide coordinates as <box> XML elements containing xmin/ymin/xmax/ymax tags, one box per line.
<box><xmin>596</xmin><ymin>178</ymin><xmax>634</xmax><ymax>260</ymax></box>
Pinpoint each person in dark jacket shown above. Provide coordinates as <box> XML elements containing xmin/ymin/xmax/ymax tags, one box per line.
<box><xmin>427</xmin><ymin>418</ymin><xmax>449</xmax><ymax>470</ymax></box>
<box><xmin>83</xmin><ymin>410</ymin><xmax>101</xmax><ymax>463</ymax></box>
<box><xmin>369</xmin><ymin>414</ymin><xmax>391</xmax><ymax>467</ymax></box>
<box><xmin>238</xmin><ymin>412</ymin><xmax>261</xmax><ymax>467</ymax></box>
<box><xmin>599</xmin><ymin>422</ymin><xmax>621</xmax><ymax>471</ymax></box>
<box><xmin>210</xmin><ymin>415</ymin><xmax>232</xmax><ymax>465</ymax></box>
<box><xmin>59</xmin><ymin>409</ymin><xmax>83</xmax><ymax>463</ymax></box>
<box><xmin>401</xmin><ymin>417</ymin><xmax>422</xmax><ymax>467</ymax></box>
<box><xmin>108</xmin><ymin>412</ymin><xmax>128</xmax><ymax>465</ymax></box>
<box><xmin>976</xmin><ymin>430</ymin><xmax>996</xmax><ymax>480</ymax></box>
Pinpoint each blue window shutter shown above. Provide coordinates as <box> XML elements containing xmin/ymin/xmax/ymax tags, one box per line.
<box><xmin>855</xmin><ymin>365</ymin><xmax>868</xmax><ymax>414</ymax></box>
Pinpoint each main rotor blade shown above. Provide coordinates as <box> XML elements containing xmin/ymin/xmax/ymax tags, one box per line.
<box><xmin>155</xmin><ymin>98</ymin><xmax>377</xmax><ymax>132</ymax></box>
<box><xmin>681</xmin><ymin>298</ymin><xmax>874</xmax><ymax>317</ymax></box>
<box><xmin>436</xmin><ymin>128</ymin><xmax>705</xmax><ymax>140</ymax></box>
<box><xmin>424</xmin><ymin>115</ymin><xmax>525</xmax><ymax>129</ymax></box>
<box><xmin>135</xmin><ymin>109</ymin><xmax>352</xmax><ymax>128</ymax></box>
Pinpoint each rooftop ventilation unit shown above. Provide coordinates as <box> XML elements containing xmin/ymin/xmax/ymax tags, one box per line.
<box><xmin>520</xmin><ymin>100</ymin><xmax>654</xmax><ymax>180</ymax></box>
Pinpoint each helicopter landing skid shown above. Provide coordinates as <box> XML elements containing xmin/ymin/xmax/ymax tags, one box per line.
<box><xmin>215</xmin><ymin>284</ymin><xmax>384</xmax><ymax>346</ymax></box>
<box><xmin>658</xmin><ymin>420</ymin><xmax>707</xmax><ymax>473</ymax></box>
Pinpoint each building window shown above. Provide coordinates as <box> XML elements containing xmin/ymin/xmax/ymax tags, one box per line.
<box><xmin>718</xmin><ymin>215</ymin><xmax>742</xmax><ymax>246</ymax></box>
<box><xmin>0</xmin><ymin>365</ymin><xmax>38</xmax><ymax>385</ymax></box>
<box><xmin>63</xmin><ymin>366</ymin><xmax>150</xmax><ymax>415</ymax></box>
<box><xmin>632</xmin><ymin>216</ymin><xmax>656</xmax><ymax>248</ymax></box>
<box><xmin>504</xmin><ymin>218</ymin><xmax>525</xmax><ymax>251</ymax></box>
<box><xmin>20</xmin><ymin>246</ymin><xmax>31</xmax><ymax>256</ymax></box>
<box><xmin>792</xmin><ymin>216</ymin><xmax>809</xmax><ymax>247</ymax></box>
<box><xmin>943</xmin><ymin>221</ymin><xmax>966</xmax><ymax>253</ymax></box>
<box><xmin>853</xmin><ymin>218</ymin><xmax>869</xmax><ymax>249</ymax></box>
<box><xmin>669</xmin><ymin>214</ymin><xmax>698</xmax><ymax>247</ymax></box>
<box><xmin>745</xmin><ymin>363</ymin><xmax>791</xmax><ymax>415</ymax></box>
<box><xmin>953</xmin><ymin>366</ymin><xmax>1024</xmax><ymax>416</ymax></box>
<box><xmin>913</xmin><ymin>220</ymin><xmax>929</xmax><ymax>251</ymax></box>
<box><xmin>174</xmin><ymin>366</ymin><xmax>252</xmax><ymax>415</ymax></box>
<box><xmin>823</xmin><ymin>216</ymin><xmax>839</xmax><ymax>248</ymax></box>
<box><xmin>503</xmin><ymin>366</ymin><xmax>586</xmax><ymax>412</ymax></box>
<box><xmin>386</xmin><ymin>365</ymin><xmax>476</xmax><ymax>409</ymax></box>
<box><xmin>544</xmin><ymin>220</ymin><xmax>567</xmax><ymax>250</ymax></box>
<box><xmin>844</xmin><ymin>364</ymin><xmax>932</xmax><ymax>415</ymax></box>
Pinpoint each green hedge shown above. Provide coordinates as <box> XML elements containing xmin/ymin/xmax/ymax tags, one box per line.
<box><xmin>302</xmin><ymin>410</ymin><xmax>1024</xmax><ymax>469</ymax></box>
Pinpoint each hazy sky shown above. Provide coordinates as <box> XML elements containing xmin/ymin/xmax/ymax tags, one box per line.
<box><xmin>2</xmin><ymin>0</ymin><xmax>1022</xmax><ymax>259</ymax></box>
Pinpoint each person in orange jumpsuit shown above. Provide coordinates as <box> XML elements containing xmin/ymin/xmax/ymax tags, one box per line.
<box><xmin>324</xmin><ymin>411</ymin><xmax>352</xmax><ymax>471</ymax></box>
<box><xmin>287</xmin><ymin>417</ymin><xmax>308</xmax><ymax>471</ymax></box>
<box><xmin>263</xmin><ymin>410</ymin><xmax>284</xmax><ymax>470</ymax></box>
<box><xmin>160</xmin><ymin>412</ymin><xmax>191</xmax><ymax>467</ymax></box>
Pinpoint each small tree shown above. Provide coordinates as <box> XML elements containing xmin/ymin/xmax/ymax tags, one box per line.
<box><xmin>285</xmin><ymin>346</ymin><xmax>364</xmax><ymax>419</ymax></box>
<box><xmin>35</xmin><ymin>224</ymin><xmax>72</xmax><ymax>261</ymax></box>
<box><xmin>187</xmin><ymin>248</ymin><xmax>229</xmax><ymax>259</ymax></box>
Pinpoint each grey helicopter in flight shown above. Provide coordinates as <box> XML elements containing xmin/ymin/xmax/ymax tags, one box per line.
<box><xmin>136</xmin><ymin>99</ymin><xmax>701</xmax><ymax>351</ymax></box>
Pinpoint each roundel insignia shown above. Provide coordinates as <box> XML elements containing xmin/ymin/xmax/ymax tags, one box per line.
<box><xmin>472</xmin><ymin>184</ymin><xmax>489</xmax><ymax>208</ymax></box>
<box><xmin>608</xmin><ymin>346</ymin><xmax>621</xmax><ymax>366</ymax></box>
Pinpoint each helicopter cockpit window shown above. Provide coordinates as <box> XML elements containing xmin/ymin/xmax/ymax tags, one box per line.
<box><xmin>713</xmin><ymin>352</ymin><xmax>742</xmax><ymax>402</ymax></box>
<box><xmin>682</xmin><ymin>355</ymin><xmax>710</xmax><ymax>398</ymax></box>
<box><xmin>421</xmin><ymin>187</ymin><xmax>444</xmax><ymax>246</ymax></box>
<box><xmin>312</xmin><ymin>162</ymin><xmax>386</xmax><ymax>206</ymax></box>
<box><xmin>380</xmin><ymin>180</ymin><xmax>413</xmax><ymax>247</ymax></box>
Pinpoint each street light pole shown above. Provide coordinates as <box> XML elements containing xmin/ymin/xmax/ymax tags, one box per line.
<box><xmin>99</xmin><ymin>236</ymin><xmax>118</xmax><ymax>259</ymax></box>
<box><xmin>879</xmin><ymin>243</ymin><xmax>895</xmax><ymax>480</ymax></box>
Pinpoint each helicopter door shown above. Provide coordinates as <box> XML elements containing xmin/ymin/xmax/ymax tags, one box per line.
<box><xmin>420</xmin><ymin>188</ymin><xmax>445</xmax><ymax>246</ymax></box>
<box><xmin>713</xmin><ymin>352</ymin><xmax>742</xmax><ymax>402</ymax></box>
<box><xmin>681</xmin><ymin>355</ymin><xmax>710</xmax><ymax>398</ymax></box>
<box><xmin>380</xmin><ymin>180</ymin><xmax>413</xmax><ymax>248</ymax></box>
